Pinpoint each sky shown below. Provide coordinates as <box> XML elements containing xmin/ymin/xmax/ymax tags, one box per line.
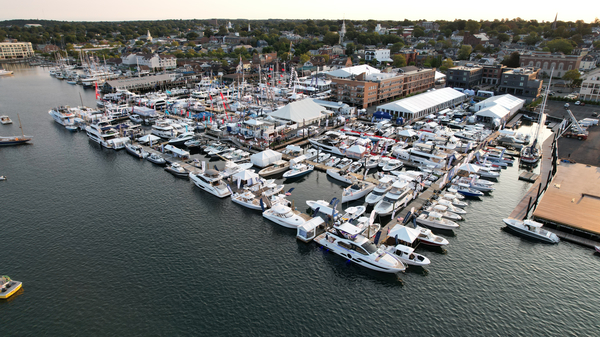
<box><xmin>1</xmin><ymin>0</ymin><xmax>598</xmax><ymax>23</ymax></box>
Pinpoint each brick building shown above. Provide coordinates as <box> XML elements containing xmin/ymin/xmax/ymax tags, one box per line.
<box><xmin>482</xmin><ymin>64</ymin><xmax>507</xmax><ymax>85</ymax></box>
<box><xmin>519</xmin><ymin>52</ymin><xmax>583</xmax><ymax>78</ymax></box>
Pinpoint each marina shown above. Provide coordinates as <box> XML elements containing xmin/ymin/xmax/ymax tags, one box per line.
<box><xmin>1</xmin><ymin>65</ymin><xmax>600</xmax><ymax>336</ymax></box>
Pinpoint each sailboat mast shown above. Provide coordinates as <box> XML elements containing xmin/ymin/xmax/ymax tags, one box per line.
<box><xmin>17</xmin><ymin>113</ymin><xmax>24</xmax><ymax>137</ymax></box>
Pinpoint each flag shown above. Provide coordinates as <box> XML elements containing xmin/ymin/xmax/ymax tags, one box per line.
<box><xmin>95</xmin><ymin>82</ymin><xmax>100</xmax><ymax>100</ymax></box>
<box><xmin>202</xmin><ymin>161</ymin><xmax>206</xmax><ymax>172</ymax></box>
<box><xmin>391</xmin><ymin>209</ymin><xmax>396</xmax><ymax>220</ymax></box>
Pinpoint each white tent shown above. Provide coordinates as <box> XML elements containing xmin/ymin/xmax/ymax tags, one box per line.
<box><xmin>137</xmin><ymin>134</ymin><xmax>161</xmax><ymax>144</ymax></box>
<box><xmin>474</xmin><ymin>104</ymin><xmax>511</xmax><ymax>120</ymax></box>
<box><xmin>232</xmin><ymin>169</ymin><xmax>259</xmax><ymax>181</ymax></box>
<box><xmin>290</xmin><ymin>155</ymin><xmax>306</xmax><ymax>165</ymax></box>
<box><xmin>397</xmin><ymin>129</ymin><xmax>417</xmax><ymax>138</ymax></box>
<box><xmin>250</xmin><ymin>149</ymin><xmax>282</xmax><ymax>168</ymax></box>
<box><xmin>268</xmin><ymin>98</ymin><xmax>325</xmax><ymax>124</ymax></box>
<box><xmin>458</xmin><ymin>163</ymin><xmax>480</xmax><ymax>173</ymax></box>
<box><xmin>376</xmin><ymin>88</ymin><xmax>467</xmax><ymax>120</ymax></box>
<box><xmin>388</xmin><ymin>225</ymin><xmax>420</xmax><ymax>244</ymax></box>
<box><xmin>346</xmin><ymin>144</ymin><xmax>367</xmax><ymax>159</ymax></box>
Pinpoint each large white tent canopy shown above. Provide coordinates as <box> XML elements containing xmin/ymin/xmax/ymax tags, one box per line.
<box><xmin>269</xmin><ymin>99</ymin><xmax>325</xmax><ymax>124</ymax></box>
<box><xmin>250</xmin><ymin>149</ymin><xmax>282</xmax><ymax>168</ymax></box>
<box><xmin>376</xmin><ymin>88</ymin><xmax>467</xmax><ymax>120</ymax></box>
<box><xmin>325</xmin><ymin>65</ymin><xmax>380</xmax><ymax>78</ymax></box>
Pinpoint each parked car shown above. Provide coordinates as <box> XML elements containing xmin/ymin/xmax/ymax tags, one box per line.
<box><xmin>575</xmin><ymin>101</ymin><xmax>585</xmax><ymax>106</ymax></box>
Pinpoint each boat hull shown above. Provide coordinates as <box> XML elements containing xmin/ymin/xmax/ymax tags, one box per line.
<box><xmin>0</xmin><ymin>281</ymin><xmax>22</xmax><ymax>299</ymax></box>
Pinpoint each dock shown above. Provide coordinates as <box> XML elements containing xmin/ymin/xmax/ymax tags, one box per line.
<box><xmin>518</xmin><ymin>172</ymin><xmax>539</xmax><ymax>182</ymax></box>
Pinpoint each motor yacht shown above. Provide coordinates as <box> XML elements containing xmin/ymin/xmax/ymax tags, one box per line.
<box><xmin>48</xmin><ymin>106</ymin><xmax>77</xmax><ymax>126</ymax></box>
<box><xmin>207</xmin><ymin>145</ymin><xmax>235</xmax><ymax>157</ymax></box>
<box><xmin>168</xmin><ymin>132</ymin><xmax>195</xmax><ymax>146</ymax></box>
<box><xmin>258</xmin><ymin>160</ymin><xmax>290</xmax><ymax>177</ymax></box>
<box><xmin>316</xmin><ymin>152</ymin><xmax>331</xmax><ymax>163</ymax></box>
<box><xmin>220</xmin><ymin>161</ymin><xmax>254</xmax><ymax>179</ymax></box>
<box><xmin>383</xmin><ymin>244</ymin><xmax>431</xmax><ymax>266</ymax></box>
<box><xmin>416</xmin><ymin>212</ymin><xmax>459</xmax><ymax>230</ymax></box>
<box><xmin>378</xmin><ymin>157</ymin><xmax>390</xmax><ymax>167</ymax></box>
<box><xmin>306</xmin><ymin>199</ymin><xmax>339</xmax><ymax>217</ymax></box>
<box><xmin>502</xmin><ymin>218</ymin><xmax>560</xmax><ymax>243</ymax></box>
<box><xmin>382</xmin><ymin>159</ymin><xmax>403</xmax><ymax>172</ymax></box>
<box><xmin>326</xmin><ymin>168</ymin><xmax>355</xmax><ymax>185</ymax></box>
<box><xmin>85</xmin><ymin>122</ymin><xmax>129</xmax><ymax>149</ymax></box>
<box><xmin>231</xmin><ymin>190</ymin><xmax>263</xmax><ymax>210</ymax></box>
<box><xmin>262</xmin><ymin>203</ymin><xmax>310</xmax><ymax>228</ymax></box>
<box><xmin>152</xmin><ymin>121</ymin><xmax>178</xmax><ymax>139</ymax></box>
<box><xmin>346</xmin><ymin>216</ymin><xmax>380</xmax><ymax>238</ymax></box>
<box><xmin>222</xmin><ymin>149</ymin><xmax>250</xmax><ymax>163</ymax></box>
<box><xmin>341</xmin><ymin>181</ymin><xmax>376</xmax><ymax>203</ymax></box>
<box><xmin>348</xmin><ymin>161</ymin><xmax>363</xmax><ymax>173</ymax></box>
<box><xmin>439</xmin><ymin>194</ymin><xmax>468</xmax><ymax>208</ymax></box>
<box><xmin>424</xmin><ymin>204</ymin><xmax>462</xmax><ymax>221</ymax></box>
<box><xmin>283</xmin><ymin>163</ymin><xmax>314</xmax><ymax>179</ymax></box>
<box><xmin>373</xmin><ymin>180</ymin><xmax>413</xmax><ymax>215</ymax></box>
<box><xmin>365</xmin><ymin>175</ymin><xmax>396</xmax><ymax>205</ymax></box>
<box><xmin>334</xmin><ymin>206</ymin><xmax>367</xmax><ymax>224</ymax></box>
<box><xmin>336</xmin><ymin>158</ymin><xmax>352</xmax><ymax>169</ymax></box>
<box><xmin>314</xmin><ymin>225</ymin><xmax>406</xmax><ymax>273</ymax></box>
<box><xmin>415</xmin><ymin>226</ymin><xmax>450</xmax><ymax>246</ymax></box>
<box><xmin>304</xmin><ymin>148</ymin><xmax>318</xmax><ymax>161</ymax></box>
<box><xmin>451</xmin><ymin>183</ymin><xmax>484</xmax><ymax>197</ymax></box>
<box><xmin>324</xmin><ymin>157</ymin><xmax>341</xmax><ymax>167</ymax></box>
<box><xmin>125</xmin><ymin>144</ymin><xmax>149</xmax><ymax>159</ymax></box>
<box><xmin>164</xmin><ymin>163</ymin><xmax>189</xmax><ymax>179</ymax></box>
<box><xmin>365</xmin><ymin>156</ymin><xmax>380</xmax><ymax>169</ymax></box>
<box><xmin>189</xmin><ymin>169</ymin><xmax>232</xmax><ymax>198</ymax></box>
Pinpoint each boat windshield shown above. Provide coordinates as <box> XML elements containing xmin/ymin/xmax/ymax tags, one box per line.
<box><xmin>361</xmin><ymin>241</ymin><xmax>378</xmax><ymax>254</ymax></box>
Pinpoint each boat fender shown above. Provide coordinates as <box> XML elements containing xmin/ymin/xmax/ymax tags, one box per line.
<box><xmin>348</xmin><ymin>254</ymin><xmax>352</xmax><ymax>259</ymax></box>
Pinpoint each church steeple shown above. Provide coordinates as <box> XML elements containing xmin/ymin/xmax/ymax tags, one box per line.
<box><xmin>551</xmin><ymin>13</ymin><xmax>558</xmax><ymax>30</ymax></box>
<box><xmin>339</xmin><ymin>18</ymin><xmax>346</xmax><ymax>45</ymax></box>
<box><xmin>146</xmin><ymin>30</ymin><xmax>152</xmax><ymax>42</ymax></box>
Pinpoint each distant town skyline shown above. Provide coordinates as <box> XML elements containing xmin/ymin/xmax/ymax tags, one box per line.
<box><xmin>1</xmin><ymin>0</ymin><xmax>598</xmax><ymax>24</ymax></box>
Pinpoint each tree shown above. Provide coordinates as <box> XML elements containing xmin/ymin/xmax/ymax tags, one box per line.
<box><xmin>465</xmin><ymin>20</ymin><xmax>481</xmax><ymax>33</ymax></box>
<box><xmin>416</xmin><ymin>42</ymin><xmax>426</xmax><ymax>49</ymax></box>
<box><xmin>458</xmin><ymin>45</ymin><xmax>472</xmax><ymax>60</ymax></box>
<box><xmin>186</xmin><ymin>32</ymin><xmax>199</xmax><ymax>40</ymax></box>
<box><xmin>497</xmin><ymin>33</ymin><xmax>510</xmax><ymax>42</ymax></box>
<box><xmin>218</xmin><ymin>25</ymin><xmax>228</xmax><ymax>36</ymax></box>
<box><xmin>474</xmin><ymin>44</ymin><xmax>485</xmax><ymax>52</ymax></box>
<box><xmin>345</xmin><ymin>42</ymin><xmax>355</xmax><ymax>56</ymax></box>
<box><xmin>524</xmin><ymin>32</ymin><xmax>542</xmax><ymax>45</ymax></box>
<box><xmin>389</xmin><ymin>41</ymin><xmax>404</xmax><ymax>53</ymax></box>
<box><xmin>392</xmin><ymin>54</ymin><xmax>407</xmax><ymax>68</ymax></box>
<box><xmin>323</xmin><ymin>31</ymin><xmax>339</xmax><ymax>46</ymax></box>
<box><xmin>299</xmin><ymin>53</ymin><xmax>310</xmax><ymax>64</ymax></box>
<box><xmin>135</xmin><ymin>40</ymin><xmax>145</xmax><ymax>46</ymax></box>
<box><xmin>204</xmin><ymin>29</ymin><xmax>213</xmax><ymax>38</ymax></box>
<box><xmin>439</xmin><ymin>58</ymin><xmax>454</xmax><ymax>72</ymax></box>
<box><xmin>562</xmin><ymin>69</ymin><xmax>581</xmax><ymax>88</ymax></box>
<box><xmin>547</xmin><ymin>38</ymin><xmax>574</xmax><ymax>54</ymax></box>
<box><xmin>501</xmin><ymin>51</ymin><xmax>520</xmax><ymax>68</ymax></box>
<box><xmin>413</xmin><ymin>26</ymin><xmax>425</xmax><ymax>38</ymax></box>
<box><xmin>171</xmin><ymin>41</ymin><xmax>179</xmax><ymax>47</ymax></box>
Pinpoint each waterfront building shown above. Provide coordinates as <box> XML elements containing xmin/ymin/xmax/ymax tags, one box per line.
<box><xmin>376</xmin><ymin>87</ymin><xmax>467</xmax><ymax>120</ymax></box>
<box><xmin>121</xmin><ymin>53</ymin><xmax>177</xmax><ymax>70</ymax></box>
<box><xmin>0</xmin><ymin>40</ymin><xmax>35</xmax><ymax>60</ymax></box>
<box><xmin>580</xmin><ymin>68</ymin><xmax>600</xmax><ymax>102</ymax></box>
<box><xmin>482</xmin><ymin>64</ymin><xmax>506</xmax><ymax>85</ymax></box>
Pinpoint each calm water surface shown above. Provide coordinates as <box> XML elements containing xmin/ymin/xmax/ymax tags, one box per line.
<box><xmin>1</xmin><ymin>65</ymin><xmax>599</xmax><ymax>336</ymax></box>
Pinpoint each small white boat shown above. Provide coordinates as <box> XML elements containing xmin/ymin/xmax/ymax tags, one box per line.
<box><xmin>341</xmin><ymin>181</ymin><xmax>375</xmax><ymax>203</ymax></box>
<box><xmin>439</xmin><ymin>194</ymin><xmax>468</xmax><ymax>208</ymax></box>
<box><xmin>335</xmin><ymin>206</ymin><xmax>367</xmax><ymax>223</ymax></box>
<box><xmin>258</xmin><ymin>160</ymin><xmax>290</xmax><ymax>177</ymax></box>
<box><xmin>336</xmin><ymin>158</ymin><xmax>352</xmax><ymax>168</ymax></box>
<box><xmin>0</xmin><ymin>175</ymin><xmax>6</xmax><ymax>181</ymax></box>
<box><xmin>0</xmin><ymin>115</ymin><xmax>13</xmax><ymax>125</ymax></box>
<box><xmin>168</xmin><ymin>132</ymin><xmax>196</xmax><ymax>146</ymax></box>
<box><xmin>189</xmin><ymin>169</ymin><xmax>232</xmax><ymax>198</ymax></box>
<box><xmin>283</xmin><ymin>163</ymin><xmax>314</xmax><ymax>179</ymax></box>
<box><xmin>324</xmin><ymin>156</ymin><xmax>341</xmax><ymax>167</ymax></box>
<box><xmin>502</xmin><ymin>218</ymin><xmax>560</xmax><ymax>243</ymax></box>
<box><xmin>595</xmin><ymin>246</ymin><xmax>600</xmax><ymax>254</ymax></box>
<box><xmin>306</xmin><ymin>199</ymin><xmax>339</xmax><ymax>216</ymax></box>
<box><xmin>129</xmin><ymin>114</ymin><xmax>143</xmax><ymax>124</ymax></box>
<box><xmin>146</xmin><ymin>153</ymin><xmax>166</xmax><ymax>165</ymax></box>
<box><xmin>164</xmin><ymin>163</ymin><xmax>189</xmax><ymax>178</ymax></box>
<box><xmin>416</xmin><ymin>212</ymin><xmax>459</xmax><ymax>230</ymax></box>
<box><xmin>415</xmin><ymin>226</ymin><xmax>449</xmax><ymax>246</ymax></box>
<box><xmin>231</xmin><ymin>190</ymin><xmax>263</xmax><ymax>210</ymax></box>
<box><xmin>316</xmin><ymin>152</ymin><xmax>331</xmax><ymax>163</ymax></box>
<box><xmin>382</xmin><ymin>159</ymin><xmax>403</xmax><ymax>172</ymax></box>
<box><xmin>384</xmin><ymin>244</ymin><xmax>431</xmax><ymax>266</ymax></box>
<box><xmin>378</xmin><ymin>157</ymin><xmax>390</xmax><ymax>167</ymax></box>
<box><xmin>326</xmin><ymin>168</ymin><xmax>355</xmax><ymax>184</ymax></box>
<box><xmin>304</xmin><ymin>148</ymin><xmax>318</xmax><ymax>161</ymax></box>
<box><xmin>125</xmin><ymin>144</ymin><xmax>149</xmax><ymax>159</ymax></box>
<box><xmin>348</xmin><ymin>161</ymin><xmax>363</xmax><ymax>173</ymax></box>
<box><xmin>365</xmin><ymin>156</ymin><xmax>381</xmax><ymax>169</ymax></box>
<box><xmin>452</xmin><ymin>184</ymin><xmax>484</xmax><ymax>197</ymax></box>
<box><xmin>424</xmin><ymin>204</ymin><xmax>462</xmax><ymax>221</ymax></box>
<box><xmin>0</xmin><ymin>275</ymin><xmax>22</xmax><ymax>300</ymax></box>
<box><xmin>434</xmin><ymin>199</ymin><xmax>467</xmax><ymax>214</ymax></box>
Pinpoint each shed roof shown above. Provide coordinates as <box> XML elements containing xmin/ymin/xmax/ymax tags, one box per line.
<box><xmin>376</xmin><ymin>88</ymin><xmax>466</xmax><ymax>115</ymax></box>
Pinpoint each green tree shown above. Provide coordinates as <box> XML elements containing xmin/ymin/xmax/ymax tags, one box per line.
<box><xmin>204</xmin><ymin>29</ymin><xmax>213</xmax><ymax>38</ymax></box>
<box><xmin>439</xmin><ymin>58</ymin><xmax>454</xmax><ymax>72</ymax></box>
<box><xmin>524</xmin><ymin>32</ymin><xmax>541</xmax><ymax>45</ymax></box>
<box><xmin>501</xmin><ymin>51</ymin><xmax>520</xmax><ymax>68</ymax></box>
<box><xmin>497</xmin><ymin>33</ymin><xmax>510</xmax><ymax>42</ymax></box>
<box><xmin>392</xmin><ymin>54</ymin><xmax>407</xmax><ymax>68</ymax></box>
<box><xmin>218</xmin><ymin>26</ymin><xmax>228</xmax><ymax>35</ymax></box>
<box><xmin>135</xmin><ymin>40</ymin><xmax>145</xmax><ymax>46</ymax></box>
<box><xmin>299</xmin><ymin>53</ymin><xmax>311</xmax><ymax>64</ymax></box>
<box><xmin>389</xmin><ymin>41</ymin><xmax>404</xmax><ymax>53</ymax></box>
<box><xmin>547</xmin><ymin>38</ymin><xmax>574</xmax><ymax>54</ymax></box>
<box><xmin>416</xmin><ymin>42</ymin><xmax>426</xmax><ymax>49</ymax></box>
<box><xmin>458</xmin><ymin>45</ymin><xmax>472</xmax><ymax>60</ymax></box>
<box><xmin>323</xmin><ymin>31</ymin><xmax>339</xmax><ymax>46</ymax></box>
<box><xmin>413</xmin><ymin>26</ymin><xmax>425</xmax><ymax>38</ymax></box>
<box><xmin>465</xmin><ymin>20</ymin><xmax>481</xmax><ymax>33</ymax></box>
<box><xmin>562</xmin><ymin>69</ymin><xmax>581</xmax><ymax>88</ymax></box>
<box><xmin>171</xmin><ymin>41</ymin><xmax>179</xmax><ymax>47</ymax></box>
<box><xmin>345</xmin><ymin>42</ymin><xmax>355</xmax><ymax>56</ymax></box>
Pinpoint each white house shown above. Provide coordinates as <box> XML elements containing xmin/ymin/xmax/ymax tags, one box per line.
<box><xmin>122</xmin><ymin>53</ymin><xmax>177</xmax><ymax>70</ymax></box>
<box><xmin>364</xmin><ymin>49</ymin><xmax>392</xmax><ymax>63</ymax></box>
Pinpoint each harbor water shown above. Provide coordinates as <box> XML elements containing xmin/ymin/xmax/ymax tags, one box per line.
<box><xmin>1</xmin><ymin>65</ymin><xmax>599</xmax><ymax>336</ymax></box>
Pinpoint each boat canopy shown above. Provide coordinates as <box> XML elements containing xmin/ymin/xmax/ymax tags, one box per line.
<box><xmin>523</xmin><ymin>220</ymin><xmax>543</xmax><ymax>228</ymax></box>
<box><xmin>335</xmin><ymin>222</ymin><xmax>362</xmax><ymax>236</ymax></box>
<box><xmin>393</xmin><ymin>244</ymin><xmax>416</xmax><ymax>254</ymax></box>
<box><xmin>164</xmin><ymin>144</ymin><xmax>190</xmax><ymax>158</ymax></box>
<box><xmin>290</xmin><ymin>155</ymin><xmax>306</xmax><ymax>166</ymax></box>
<box><xmin>388</xmin><ymin>225</ymin><xmax>420</xmax><ymax>243</ymax></box>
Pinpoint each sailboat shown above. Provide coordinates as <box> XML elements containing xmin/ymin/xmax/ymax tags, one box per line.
<box><xmin>0</xmin><ymin>114</ymin><xmax>33</xmax><ymax>146</ymax></box>
<box><xmin>521</xmin><ymin>68</ymin><xmax>553</xmax><ymax>165</ymax></box>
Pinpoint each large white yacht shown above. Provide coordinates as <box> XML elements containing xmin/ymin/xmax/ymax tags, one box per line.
<box><xmin>308</xmin><ymin>131</ymin><xmax>349</xmax><ymax>156</ymax></box>
<box><xmin>365</xmin><ymin>175</ymin><xmax>396</xmax><ymax>205</ymax></box>
<box><xmin>85</xmin><ymin>121</ymin><xmax>129</xmax><ymax>149</ymax></box>
<box><xmin>373</xmin><ymin>180</ymin><xmax>413</xmax><ymax>216</ymax></box>
<box><xmin>314</xmin><ymin>223</ymin><xmax>406</xmax><ymax>274</ymax></box>
<box><xmin>189</xmin><ymin>169</ymin><xmax>231</xmax><ymax>198</ymax></box>
<box><xmin>152</xmin><ymin>120</ymin><xmax>178</xmax><ymax>139</ymax></box>
<box><xmin>48</xmin><ymin>106</ymin><xmax>77</xmax><ymax>126</ymax></box>
<box><xmin>395</xmin><ymin>147</ymin><xmax>448</xmax><ymax>167</ymax></box>
<box><xmin>262</xmin><ymin>203</ymin><xmax>311</xmax><ymax>228</ymax></box>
